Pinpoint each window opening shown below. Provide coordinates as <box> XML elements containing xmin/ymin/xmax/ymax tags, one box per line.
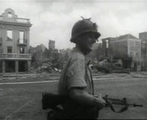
<box><xmin>19</xmin><ymin>31</ymin><xmax>24</xmax><ymax>43</ymax></box>
<box><xmin>106</xmin><ymin>40</ymin><xmax>109</xmax><ymax>48</ymax></box>
<box><xmin>20</xmin><ymin>47</ymin><xmax>25</xmax><ymax>54</ymax></box>
<box><xmin>8</xmin><ymin>12</ymin><xmax>12</xmax><ymax>18</ymax></box>
<box><xmin>7</xmin><ymin>46</ymin><xmax>12</xmax><ymax>53</ymax></box>
<box><xmin>7</xmin><ymin>30</ymin><xmax>12</xmax><ymax>41</ymax></box>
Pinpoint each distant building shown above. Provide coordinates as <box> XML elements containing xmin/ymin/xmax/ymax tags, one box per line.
<box><xmin>29</xmin><ymin>44</ymin><xmax>47</xmax><ymax>62</ymax></box>
<box><xmin>139</xmin><ymin>32</ymin><xmax>147</xmax><ymax>70</ymax></box>
<box><xmin>101</xmin><ymin>37</ymin><xmax>115</xmax><ymax>57</ymax></box>
<box><xmin>48</xmin><ymin>40</ymin><xmax>59</xmax><ymax>60</ymax></box>
<box><xmin>49</xmin><ymin>40</ymin><xmax>55</xmax><ymax>50</ymax></box>
<box><xmin>0</xmin><ymin>8</ymin><xmax>32</xmax><ymax>73</ymax></box>
<box><xmin>102</xmin><ymin>34</ymin><xmax>141</xmax><ymax>71</ymax></box>
<box><xmin>59</xmin><ymin>49</ymin><xmax>66</xmax><ymax>54</ymax></box>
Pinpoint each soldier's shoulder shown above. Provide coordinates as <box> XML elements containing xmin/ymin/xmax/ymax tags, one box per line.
<box><xmin>70</xmin><ymin>51</ymin><xmax>85</xmax><ymax>61</ymax></box>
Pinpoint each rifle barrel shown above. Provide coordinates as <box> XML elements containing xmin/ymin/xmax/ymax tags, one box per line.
<box><xmin>102</xmin><ymin>96</ymin><xmax>143</xmax><ymax>107</ymax></box>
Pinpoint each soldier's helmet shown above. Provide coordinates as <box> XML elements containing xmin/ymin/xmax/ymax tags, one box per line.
<box><xmin>70</xmin><ymin>18</ymin><xmax>101</xmax><ymax>43</ymax></box>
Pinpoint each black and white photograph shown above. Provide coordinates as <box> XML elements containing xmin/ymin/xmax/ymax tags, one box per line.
<box><xmin>0</xmin><ymin>0</ymin><xmax>147</xmax><ymax>119</ymax></box>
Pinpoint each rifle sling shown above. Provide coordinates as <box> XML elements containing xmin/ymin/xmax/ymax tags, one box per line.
<box><xmin>108</xmin><ymin>103</ymin><xmax>129</xmax><ymax>113</ymax></box>
<box><xmin>103</xmin><ymin>95</ymin><xmax>129</xmax><ymax>113</ymax></box>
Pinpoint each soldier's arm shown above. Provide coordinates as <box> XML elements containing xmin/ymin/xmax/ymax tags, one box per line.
<box><xmin>69</xmin><ymin>87</ymin><xmax>106</xmax><ymax>109</ymax></box>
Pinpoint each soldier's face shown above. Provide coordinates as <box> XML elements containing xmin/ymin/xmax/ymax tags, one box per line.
<box><xmin>77</xmin><ymin>32</ymin><xmax>97</xmax><ymax>54</ymax></box>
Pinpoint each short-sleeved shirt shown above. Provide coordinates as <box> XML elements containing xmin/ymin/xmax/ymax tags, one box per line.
<box><xmin>57</xmin><ymin>47</ymin><xmax>95</xmax><ymax>118</ymax></box>
<box><xmin>58</xmin><ymin>47</ymin><xmax>94</xmax><ymax>96</ymax></box>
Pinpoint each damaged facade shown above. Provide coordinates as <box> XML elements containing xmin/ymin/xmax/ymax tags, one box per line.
<box><xmin>102</xmin><ymin>34</ymin><xmax>141</xmax><ymax>71</ymax></box>
<box><xmin>0</xmin><ymin>8</ymin><xmax>32</xmax><ymax>73</ymax></box>
<box><xmin>139</xmin><ymin>32</ymin><xmax>147</xmax><ymax>71</ymax></box>
<box><xmin>48</xmin><ymin>40</ymin><xmax>58</xmax><ymax>60</ymax></box>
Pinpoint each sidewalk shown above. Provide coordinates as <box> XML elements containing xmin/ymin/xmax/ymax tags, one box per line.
<box><xmin>0</xmin><ymin>72</ymin><xmax>60</xmax><ymax>82</ymax></box>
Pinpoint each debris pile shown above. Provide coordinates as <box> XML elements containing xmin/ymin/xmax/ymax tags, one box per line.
<box><xmin>30</xmin><ymin>61</ymin><xmax>61</xmax><ymax>74</ymax></box>
<box><xmin>92</xmin><ymin>58</ymin><xmax>130</xmax><ymax>74</ymax></box>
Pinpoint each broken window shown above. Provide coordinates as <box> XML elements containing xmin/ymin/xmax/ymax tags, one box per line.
<box><xmin>7</xmin><ymin>30</ymin><xmax>12</xmax><ymax>41</ymax></box>
<box><xmin>19</xmin><ymin>31</ymin><xmax>25</xmax><ymax>43</ymax></box>
<box><xmin>20</xmin><ymin>47</ymin><xmax>25</xmax><ymax>54</ymax></box>
<box><xmin>8</xmin><ymin>12</ymin><xmax>12</xmax><ymax>18</ymax></box>
<box><xmin>7</xmin><ymin>46</ymin><xmax>12</xmax><ymax>53</ymax></box>
<box><xmin>106</xmin><ymin>40</ymin><xmax>109</xmax><ymax>48</ymax></box>
<box><xmin>142</xmin><ymin>42</ymin><xmax>146</xmax><ymax>54</ymax></box>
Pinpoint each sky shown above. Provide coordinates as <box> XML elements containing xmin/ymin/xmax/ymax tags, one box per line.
<box><xmin>0</xmin><ymin>0</ymin><xmax>147</xmax><ymax>49</ymax></box>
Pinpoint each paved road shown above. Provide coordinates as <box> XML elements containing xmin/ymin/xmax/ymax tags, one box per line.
<box><xmin>93</xmin><ymin>75</ymin><xmax>147</xmax><ymax>119</ymax></box>
<box><xmin>0</xmin><ymin>73</ymin><xmax>147</xmax><ymax>119</ymax></box>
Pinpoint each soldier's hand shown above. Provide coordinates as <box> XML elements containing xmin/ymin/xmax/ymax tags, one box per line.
<box><xmin>95</xmin><ymin>94</ymin><xmax>106</xmax><ymax>110</ymax></box>
<box><xmin>105</xmin><ymin>98</ymin><xmax>112</xmax><ymax>107</ymax></box>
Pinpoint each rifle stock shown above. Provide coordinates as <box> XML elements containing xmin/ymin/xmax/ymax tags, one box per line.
<box><xmin>42</xmin><ymin>92</ymin><xmax>69</xmax><ymax>110</ymax></box>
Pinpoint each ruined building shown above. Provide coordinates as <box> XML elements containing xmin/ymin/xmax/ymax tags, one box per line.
<box><xmin>0</xmin><ymin>8</ymin><xmax>32</xmax><ymax>73</ymax></box>
<box><xmin>139</xmin><ymin>32</ymin><xmax>147</xmax><ymax>71</ymax></box>
<box><xmin>48</xmin><ymin>40</ymin><xmax>58</xmax><ymax>60</ymax></box>
<box><xmin>29</xmin><ymin>44</ymin><xmax>48</xmax><ymax>63</ymax></box>
<box><xmin>102</xmin><ymin>34</ymin><xmax>141</xmax><ymax>71</ymax></box>
<box><xmin>49</xmin><ymin>40</ymin><xmax>55</xmax><ymax>50</ymax></box>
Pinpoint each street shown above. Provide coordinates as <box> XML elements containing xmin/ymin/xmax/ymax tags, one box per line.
<box><xmin>0</xmin><ymin>72</ymin><xmax>147</xmax><ymax>119</ymax></box>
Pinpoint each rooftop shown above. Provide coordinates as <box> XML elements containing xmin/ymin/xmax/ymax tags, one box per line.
<box><xmin>117</xmin><ymin>34</ymin><xmax>138</xmax><ymax>40</ymax></box>
<box><xmin>0</xmin><ymin>8</ymin><xmax>31</xmax><ymax>27</ymax></box>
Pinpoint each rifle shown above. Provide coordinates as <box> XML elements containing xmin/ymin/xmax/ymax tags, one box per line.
<box><xmin>97</xmin><ymin>95</ymin><xmax>143</xmax><ymax>113</ymax></box>
<box><xmin>42</xmin><ymin>92</ymin><xmax>143</xmax><ymax>113</ymax></box>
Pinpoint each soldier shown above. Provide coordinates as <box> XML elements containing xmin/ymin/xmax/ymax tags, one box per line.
<box><xmin>58</xmin><ymin>18</ymin><xmax>106</xmax><ymax>119</ymax></box>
